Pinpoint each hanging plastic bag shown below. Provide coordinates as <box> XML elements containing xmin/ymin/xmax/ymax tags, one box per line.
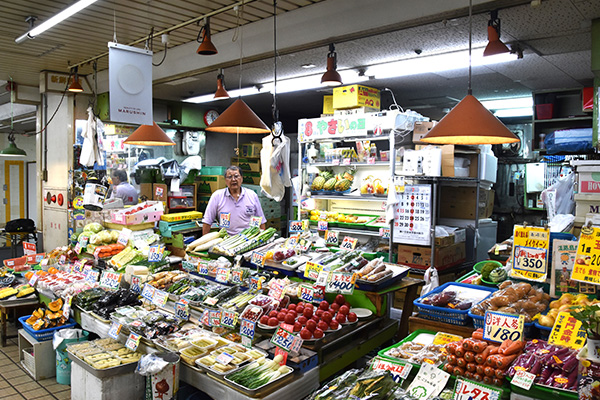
<box><xmin>541</xmin><ymin>171</ymin><xmax>575</xmax><ymax>220</ymax></box>
<box><xmin>422</xmin><ymin>266</ymin><xmax>439</xmax><ymax>294</ymax></box>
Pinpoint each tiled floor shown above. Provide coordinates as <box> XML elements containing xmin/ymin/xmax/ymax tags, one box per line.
<box><xmin>0</xmin><ymin>323</ymin><xmax>70</xmax><ymax>400</ymax></box>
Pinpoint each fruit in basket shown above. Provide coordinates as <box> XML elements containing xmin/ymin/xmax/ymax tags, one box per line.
<box><xmin>334</xmin><ymin>179</ymin><xmax>352</xmax><ymax>192</ymax></box>
<box><xmin>311</xmin><ymin>176</ymin><xmax>326</xmax><ymax>191</ymax></box>
<box><xmin>323</xmin><ymin>177</ymin><xmax>337</xmax><ymax>191</ymax></box>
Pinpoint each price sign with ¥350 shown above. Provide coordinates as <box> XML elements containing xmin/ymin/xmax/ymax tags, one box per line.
<box><xmin>289</xmin><ymin>220</ymin><xmax>303</xmax><ymax>233</ymax></box>
<box><xmin>221</xmin><ymin>310</ymin><xmax>238</xmax><ymax>329</ymax></box>
<box><xmin>148</xmin><ymin>245</ymin><xmax>165</xmax><ymax>263</ymax></box>
<box><xmin>483</xmin><ymin>311</ymin><xmax>524</xmax><ymax>343</ymax></box>
<box><xmin>271</xmin><ymin>326</ymin><xmax>294</xmax><ymax>352</ymax></box>
<box><xmin>454</xmin><ymin>378</ymin><xmax>501</xmax><ymax>400</ymax></box>
<box><xmin>340</xmin><ymin>236</ymin><xmax>358</xmax><ymax>250</ymax></box>
<box><xmin>325</xmin><ymin>230</ymin><xmax>339</xmax><ymax>245</ymax></box>
<box><xmin>240</xmin><ymin>318</ymin><xmax>256</xmax><ymax>339</ymax></box>
<box><xmin>325</xmin><ymin>272</ymin><xmax>357</xmax><ymax>295</ymax></box>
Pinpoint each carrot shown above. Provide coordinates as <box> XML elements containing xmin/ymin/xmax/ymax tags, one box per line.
<box><xmin>494</xmin><ymin>353</ymin><xmax>518</xmax><ymax>369</ymax></box>
<box><xmin>498</xmin><ymin>339</ymin><xmax>513</xmax><ymax>354</ymax></box>
<box><xmin>489</xmin><ymin>345</ymin><xmax>500</xmax><ymax>355</ymax></box>
<box><xmin>495</xmin><ymin>368</ymin><xmax>505</xmax><ymax>379</ymax></box>
<box><xmin>476</xmin><ymin>346</ymin><xmax>492</xmax><ymax>364</ymax></box>
<box><xmin>464</xmin><ymin>351</ymin><xmax>476</xmax><ymax>363</ymax></box>
<box><xmin>473</xmin><ymin>373</ymin><xmax>484</xmax><ymax>382</ymax></box>
<box><xmin>475</xmin><ymin>364</ymin><xmax>485</xmax><ymax>375</ymax></box>
<box><xmin>456</xmin><ymin>357</ymin><xmax>467</xmax><ymax>368</ymax></box>
<box><xmin>463</xmin><ymin>338</ymin><xmax>477</xmax><ymax>351</ymax></box>
<box><xmin>455</xmin><ymin>346</ymin><xmax>465</xmax><ymax>358</ymax></box>
<box><xmin>501</xmin><ymin>340</ymin><xmax>525</xmax><ymax>356</ymax></box>
<box><xmin>465</xmin><ymin>371</ymin><xmax>474</xmax><ymax>380</ymax></box>
<box><xmin>466</xmin><ymin>362</ymin><xmax>477</xmax><ymax>373</ymax></box>
<box><xmin>473</xmin><ymin>340</ymin><xmax>488</xmax><ymax>353</ymax></box>
<box><xmin>483</xmin><ymin>375</ymin><xmax>493</xmax><ymax>385</ymax></box>
<box><xmin>447</xmin><ymin>354</ymin><xmax>457</xmax><ymax>365</ymax></box>
<box><xmin>446</xmin><ymin>341</ymin><xmax>460</xmax><ymax>355</ymax></box>
<box><xmin>493</xmin><ymin>377</ymin><xmax>504</xmax><ymax>387</ymax></box>
<box><xmin>472</xmin><ymin>328</ymin><xmax>484</xmax><ymax>340</ymax></box>
<box><xmin>444</xmin><ymin>364</ymin><xmax>454</xmax><ymax>374</ymax></box>
<box><xmin>484</xmin><ymin>366</ymin><xmax>496</xmax><ymax>377</ymax></box>
<box><xmin>453</xmin><ymin>366</ymin><xmax>465</xmax><ymax>377</ymax></box>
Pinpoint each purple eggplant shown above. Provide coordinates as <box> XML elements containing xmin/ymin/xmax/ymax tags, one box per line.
<box><xmin>561</xmin><ymin>353</ymin><xmax>579</xmax><ymax>374</ymax></box>
<box><xmin>530</xmin><ymin>357</ymin><xmax>543</xmax><ymax>376</ymax></box>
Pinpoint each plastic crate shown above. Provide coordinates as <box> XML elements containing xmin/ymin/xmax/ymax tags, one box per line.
<box><xmin>534</xmin><ymin>319</ymin><xmax>552</xmax><ymax>340</ymax></box>
<box><xmin>22</xmin><ymin>347</ymin><xmax>35</xmax><ymax>374</ymax></box>
<box><xmin>414</xmin><ymin>282</ymin><xmax>496</xmax><ymax>326</ymax></box>
<box><xmin>507</xmin><ymin>376</ymin><xmax>577</xmax><ymax>399</ymax></box>
<box><xmin>19</xmin><ymin>316</ymin><xmax>77</xmax><ymax>341</ymax></box>
<box><xmin>468</xmin><ymin>309</ymin><xmax>536</xmax><ymax>338</ymax></box>
<box><xmin>377</xmin><ymin>329</ymin><xmax>436</xmax><ymax>363</ymax></box>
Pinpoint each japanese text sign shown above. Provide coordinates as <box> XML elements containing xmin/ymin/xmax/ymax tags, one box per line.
<box><xmin>570</xmin><ymin>226</ymin><xmax>600</xmax><ymax>285</ymax></box>
<box><xmin>304</xmin><ymin>261</ymin><xmax>323</xmax><ymax>280</ymax></box>
<box><xmin>325</xmin><ymin>272</ymin><xmax>357</xmax><ymax>295</ymax></box>
<box><xmin>99</xmin><ymin>271</ymin><xmax>122</xmax><ymax>290</ymax></box>
<box><xmin>453</xmin><ymin>378</ymin><xmax>501</xmax><ymax>400</ymax></box>
<box><xmin>483</xmin><ymin>311</ymin><xmax>524</xmax><ymax>343</ymax></box>
<box><xmin>548</xmin><ymin>311</ymin><xmax>587</xmax><ymax>349</ymax></box>
<box><xmin>510</xmin><ymin>225</ymin><xmax>549</xmax><ymax>282</ymax></box>
<box><xmin>370</xmin><ymin>357</ymin><xmax>412</xmax><ymax>383</ymax></box>
<box><xmin>271</xmin><ymin>326</ymin><xmax>295</xmax><ymax>352</ymax></box>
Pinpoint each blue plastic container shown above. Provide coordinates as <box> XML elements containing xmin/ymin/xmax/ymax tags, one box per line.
<box><xmin>19</xmin><ymin>315</ymin><xmax>77</xmax><ymax>341</ymax></box>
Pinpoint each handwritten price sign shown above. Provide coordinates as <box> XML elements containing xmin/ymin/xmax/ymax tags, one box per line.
<box><xmin>240</xmin><ymin>318</ymin><xmax>256</xmax><ymax>339</ymax></box>
<box><xmin>130</xmin><ymin>275</ymin><xmax>142</xmax><ymax>293</ymax></box>
<box><xmin>268</xmin><ymin>282</ymin><xmax>286</xmax><ymax>300</ymax></box>
<box><xmin>340</xmin><ymin>236</ymin><xmax>358</xmax><ymax>250</ymax></box>
<box><xmin>221</xmin><ymin>310</ymin><xmax>238</xmax><ymax>329</ymax></box>
<box><xmin>271</xmin><ymin>326</ymin><xmax>294</xmax><ymax>352</ymax></box>
<box><xmin>325</xmin><ymin>230</ymin><xmax>339</xmax><ymax>245</ymax></box>
<box><xmin>142</xmin><ymin>284</ymin><xmax>155</xmax><ymax>302</ymax></box>
<box><xmin>304</xmin><ymin>261</ymin><xmax>323</xmax><ymax>280</ymax></box>
<box><xmin>108</xmin><ymin>322</ymin><xmax>122</xmax><ymax>340</ymax></box>
<box><xmin>230</xmin><ymin>268</ymin><xmax>244</xmax><ymax>284</ymax></box>
<box><xmin>379</xmin><ymin>228</ymin><xmax>391</xmax><ymax>239</ymax></box>
<box><xmin>182</xmin><ymin>260</ymin><xmax>197</xmax><ymax>272</ymax></box>
<box><xmin>148</xmin><ymin>245</ymin><xmax>165</xmax><ymax>262</ymax></box>
<box><xmin>510</xmin><ymin>225</ymin><xmax>549</xmax><ymax>282</ymax></box>
<box><xmin>23</xmin><ymin>242</ymin><xmax>36</xmax><ymax>256</ymax></box>
<box><xmin>371</xmin><ymin>357</ymin><xmax>412</xmax><ymax>383</ymax></box>
<box><xmin>220</xmin><ymin>212</ymin><xmax>231</xmax><ymax>228</ymax></box>
<box><xmin>483</xmin><ymin>311</ymin><xmax>524</xmax><ymax>343</ymax></box>
<box><xmin>512</xmin><ymin>370</ymin><xmax>536</xmax><ymax>390</ymax></box>
<box><xmin>571</xmin><ymin>226</ymin><xmax>600</xmax><ymax>285</ymax></box>
<box><xmin>174</xmin><ymin>300</ymin><xmax>190</xmax><ymax>321</ymax></box>
<box><xmin>249</xmin><ymin>277</ymin><xmax>262</xmax><ymax>292</ymax></box>
<box><xmin>74</xmin><ymin>243</ymin><xmax>82</xmax><ymax>254</ymax></box>
<box><xmin>198</xmin><ymin>260</ymin><xmax>209</xmax><ymax>275</ymax></box>
<box><xmin>209</xmin><ymin>310</ymin><xmax>222</xmax><ymax>327</ymax></box>
<box><xmin>454</xmin><ymin>378</ymin><xmax>501</xmax><ymax>400</ymax></box>
<box><xmin>548</xmin><ymin>311</ymin><xmax>587</xmax><ymax>349</ymax></box>
<box><xmin>325</xmin><ymin>272</ymin><xmax>357</xmax><ymax>295</ymax></box>
<box><xmin>117</xmin><ymin>228</ymin><xmax>132</xmax><ymax>246</ymax></box>
<box><xmin>99</xmin><ymin>271</ymin><xmax>122</xmax><ymax>290</ymax></box>
<box><xmin>85</xmin><ymin>269</ymin><xmax>99</xmax><ymax>283</ymax></box>
<box><xmin>251</xmin><ymin>251</ymin><xmax>266</xmax><ymax>266</ymax></box>
<box><xmin>250</xmin><ymin>216</ymin><xmax>262</xmax><ymax>228</ymax></box>
<box><xmin>215</xmin><ymin>267</ymin><xmax>230</xmax><ymax>283</ymax></box>
<box><xmin>317</xmin><ymin>220</ymin><xmax>328</xmax><ymax>231</ymax></box>
<box><xmin>125</xmin><ymin>332</ymin><xmax>141</xmax><ymax>351</ymax></box>
<box><xmin>289</xmin><ymin>220</ymin><xmax>303</xmax><ymax>233</ymax></box>
<box><xmin>299</xmin><ymin>285</ymin><xmax>315</xmax><ymax>302</ymax></box>
<box><xmin>152</xmin><ymin>289</ymin><xmax>169</xmax><ymax>307</ymax></box>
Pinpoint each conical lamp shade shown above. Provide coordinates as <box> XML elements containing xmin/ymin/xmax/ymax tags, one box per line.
<box><xmin>420</xmin><ymin>95</ymin><xmax>520</xmax><ymax>145</ymax></box>
<box><xmin>123</xmin><ymin>121</ymin><xmax>175</xmax><ymax>146</ymax></box>
<box><xmin>483</xmin><ymin>26</ymin><xmax>509</xmax><ymax>56</ymax></box>
<box><xmin>321</xmin><ymin>57</ymin><xmax>342</xmax><ymax>86</ymax></box>
<box><xmin>0</xmin><ymin>141</ymin><xmax>27</xmax><ymax>156</ymax></box>
<box><xmin>214</xmin><ymin>76</ymin><xmax>230</xmax><ymax>99</ymax></box>
<box><xmin>205</xmin><ymin>99</ymin><xmax>270</xmax><ymax>134</ymax></box>
<box><xmin>68</xmin><ymin>78</ymin><xmax>84</xmax><ymax>92</ymax></box>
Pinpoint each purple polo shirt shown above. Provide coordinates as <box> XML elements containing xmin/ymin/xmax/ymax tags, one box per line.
<box><xmin>202</xmin><ymin>187</ymin><xmax>265</xmax><ymax>235</ymax></box>
<box><xmin>112</xmin><ymin>182</ymin><xmax>138</xmax><ymax>205</ymax></box>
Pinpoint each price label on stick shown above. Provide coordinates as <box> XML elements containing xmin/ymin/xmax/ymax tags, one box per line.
<box><xmin>99</xmin><ymin>271</ymin><xmax>122</xmax><ymax>290</ymax></box>
<box><xmin>251</xmin><ymin>251</ymin><xmax>265</xmax><ymax>266</ymax></box>
<box><xmin>454</xmin><ymin>378</ymin><xmax>501</xmax><ymax>400</ymax></box>
<box><xmin>271</xmin><ymin>326</ymin><xmax>294</xmax><ymax>352</ymax></box>
<box><xmin>23</xmin><ymin>242</ymin><xmax>36</xmax><ymax>256</ymax></box>
<box><xmin>304</xmin><ymin>261</ymin><xmax>323</xmax><ymax>280</ymax></box>
<box><xmin>216</xmin><ymin>352</ymin><xmax>234</xmax><ymax>365</ymax></box>
<box><xmin>317</xmin><ymin>220</ymin><xmax>328</xmax><ymax>231</ymax></box>
<box><xmin>268</xmin><ymin>282</ymin><xmax>285</xmax><ymax>300</ymax></box>
<box><xmin>73</xmin><ymin>260</ymin><xmax>85</xmax><ymax>273</ymax></box>
<box><xmin>548</xmin><ymin>311</ymin><xmax>587</xmax><ymax>349</ymax></box>
<box><xmin>201</xmin><ymin>310</ymin><xmax>211</xmax><ymax>326</ymax></box>
<box><xmin>340</xmin><ymin>236</ymin><xmax>358</xmax><ymax>250</ymax></box>
<box><xmin>406</xmin><ymin>363</ymin><xmax>450</xmax><ymax>400</ymax></box>
<box><xmin>93</xmin><ymin>247</ymin><xmax>101</xmax><ymax>260</ymax></box>
<box><xmin>209</xmin><ymin>310</ymin><xmax>222</xmax><ymax>327</ymax></box>
<box><xmin>512</xmin><ymin>370</ymin><xmax>536</xmax><ymax>390</ymax></box>
<box><xmin>125</xmin><ymin>332</ymin><xmax>141</xmax><ymax>351</ymax></box>
<box><xmin>483</xmin><ymin>311</ymin><xmax>524</xmax><ymax>343</ymax></box>
<box><xmin>230</xmin><ymin>268</ymin><xmax>244</xmax><ymax>284</ymax></box>
<box><xmin>510</xmin><ymin>225</ymin><xmax>549</xmax><ymax>282</ymax></box>
<box><xmin>216</xmin><ymin>267</ymin><xmax>230</xmax><ymax>283</ymax></box>
<box><xmin>108</xmin><ymin>322</ymin><xmax>122</xmax><ymax>340</ymax></box>
<box><xmin>289</xmin><ymin>220</ymin><xmax>303</xmax><ymax>233</ymax></box>
<box><xmin>174</xmin><ymin>299</ymin><xmax>190</xmax><ymax>321</ymax></box>
<box><xmin>370</xmin><ymin>357</ymin><xmax>412</xmax><ymax>383</ymax></box>
<box><xmin>249</xmin><ymin>277</ymin><xmax>261</xmax><ymax>292</ymax></box>
<box><xmin>148</xmin><ymin>245</ymin><xmax>164</xmax><ymax>262</ymax></box>
<box><xmin>249</xmin><ymin>216</ymin><xmax>262</xmax><ymax>228</ymax></box>
<box><xmin>142</xmin><ymin>284</ymin><xmax>155</xmax><ymax>302</ymax></box>
<box><xmin>117</xmin><ymin>228</ymin><xmax>132</xmax><ymax>246</ymax></box>
<box><xmin>74</xmin><ymin>243</ymin><xmax>82</xmax><ymax>254</ymax></box>
<box><xmin>240</xmin><ymin>318</ymin><xmax>256</xmax><ymax>339</ymax></box>
<box><xmin>325</xmin><ymin>271</ymin><xmax>357</xmax><ymax>295</ymax></box>
<box><xmin>152</xmin><ymin>289</ymin><xmax>169</xmax><ymax>307</ymax></box>
<box><xmin>79</xmin><ymin>235</ymin><xmax>89</xmax><ymax>247</ymax></box>
<box><xmin>198</xmin><ymin>260</ymin><xmax>209</xmax><ymax>275</ymax></box>
<box><xmin>221</xmin><ymin>310</ymin><xmax>238</xmax><ymax>329</ymax></box>
<box><xmin>182</xmin><ymin>260</ymin><xmax>196</xmax><ymax>272</ymax></box>
<box><xmin>299</xmin><ymin>285</ymin><xmax>315</xmax><ymax>302</ymax></box>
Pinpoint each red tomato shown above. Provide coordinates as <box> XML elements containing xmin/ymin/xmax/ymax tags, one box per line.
<box><xmin>306</xmin><ymin>319</ymin><xmax>317</xmax><ymax>332</ymax></box>
<box><xmin>296</xmin><ymin>306</ymin><xmax>305</xmax><ymax>315</ymax></box>
<box><xmin>305</xmin><ymin>303</ymin><xmax>314</xmax><ymax>310</ymax></box>
<box><xmin>321</xmin><ymin>311</ymin><xmax>333</xmax><ymax>323</ymax></box>
<box><xmin>287</xmin><ymin>310</ymin><xmax>297</xmax><ymax>319</ymax></box>
<box><xmin>339</xmin><ymin>305</ymin><xmax>350</xmax><ymax>315</ymax></box>
<box><xmin>259</xmin><ymin>315</ymin><xmax>269</xmax><ymax>325</ymax></box>
<box><xmin>315</xmin><ymin>309</ymin><xmax>324</xmax><ymax>318</ymax></box>
<box><xmin>287</xmin><ymin>303</ymin><xmax>297</xmax><ymax>311</ymax></box>
<box><xmin>335</xmin><ymin>294</ymin><xmax>346</xmax><ymax>305</ymax></box>
<box><xmin>311</xmin><ymin>315</ymin><xmax>320</xmax><ymax>323</ymax></box>
<box><xmin>299</xmin><ymin>328</ymin><xmax>312</xmax><ymax>339</ymax></box>
<box><xmin>317</xmin><ymin>321</ymin><xmax>329</xmax><ymax>331</ymax></box>
<box><xmin>268</xmin><ymin>317</ymin><xmax>279</xmax><ymax>326</ymax></box>
<box><xmin>313</xmin><ymin>328</ymin><xmax>324</xmax><ymax>339</ymax></box>
<box><xmin>319</xmin><ymin>301</ymin><xmax>329</xmax><ymax>311</ymax></box>
<box><xmin>329</xmin><ymin>320</ymin><xmax>339</xmax><ymax>330</ymax></box>
<box><xmin>336</xmin><ymin>313</ymin><xmax>347</xmax><ymax>324</ymax></box>
<box><xmin>330</xmin><ymin>303</ymin><xmax>340</xmax><ymax>312</ymax></box>
<box><xmin>284</xmin><ymin>314</ymin><xmax>295</xmax><ymax>325</ymax></box>
<box><xmin>293</xmin><ymin>321</ymin><xmax>302</xmax><ymax>332</ymax></box>
<box><xmin>277</xmin><ymin>312</ymin><xmax>286</xmax><ymax>321</ymax></box>
<box><xmin>297</xmin><ymin>316</ymin><xmax>308</xmax><ymax>325</ymax></box>
<box><xmin>269</xmin><ymin>310</ymin><xmax>278</xmax><ymax>318</ymax></box>
<box><xmin>347</xmin><ymin>312</ymin><xmax>358</xmax><ymax>322</ymax></box>
<box><xmin>302</xmin><ymin>308</ymin><xmax>313</xmax><ymax>319</ymax></box>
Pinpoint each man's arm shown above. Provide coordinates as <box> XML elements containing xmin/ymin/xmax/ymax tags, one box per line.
<box><xmin>202</xmin><ymin>223</ymin><xmax>212</xmax><ymax>235</ymax></box>
<box><xmin>260</xmin><ymin>223</ymin><xmax>266</xmax><ymax>230</ymax></box>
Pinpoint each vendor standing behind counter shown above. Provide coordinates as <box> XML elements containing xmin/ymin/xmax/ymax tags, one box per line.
<box><xmin>202</xmin><ymin>166</ymin><xmax>266</xmax><ymax>235</ymax></box>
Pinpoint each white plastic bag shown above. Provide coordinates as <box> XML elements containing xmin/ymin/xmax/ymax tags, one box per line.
<box><xmin>422</xmin><ymin>266</ymin><xmax>439</xmax><ymax>294</ymax></box>
<box><xmin>541</xmin><ymin>171</ymin><xmax>575</xmax><ymax>220</ymax></box>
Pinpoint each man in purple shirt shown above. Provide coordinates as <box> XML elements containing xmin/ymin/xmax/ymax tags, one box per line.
<box><xmin>202</xmin><ymin>166</ymin><xmax>266</xmax><ymax>235</ymax></box>
<box><xmin>110</xmin><ymin>169</ymin><xmax>138</xmax><ymax>205</ymax></box>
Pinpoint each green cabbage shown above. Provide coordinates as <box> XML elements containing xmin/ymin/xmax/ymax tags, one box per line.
<box><xmin>83</xmin><ymin>222</ymin><xmax>104</xmax><ymax>234</ymax></box>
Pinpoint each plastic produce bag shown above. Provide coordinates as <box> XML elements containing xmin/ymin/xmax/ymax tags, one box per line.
<box><xmin>53</xmin><ymin>328</ymin><xmax>86</xmax><ymax>350</ymax></box>
<box><xmin>541</xmin><ymin>171</ymin><xmax>574</xmax><ymax>220</ymax></box>
<box><xmin>136</xmin><ymin>354</ymin><xmax>169</xmax><ymax>376</ymax></box>
<box><xmin>422</xmin><ymin>266</ymin><xmax>439</xmax><ymax>294</ymax></box>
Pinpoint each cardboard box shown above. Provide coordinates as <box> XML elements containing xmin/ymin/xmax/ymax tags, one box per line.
<box><xmin>242</xmin><ymin>171</ymin><xmax>261</xmax><ymax>185</ymax></box>
<box><xmin>111</xmin><ymin>201</ymin><xmax>164</xmax><ymax>225</ymax></box>
<box><xmin>198</xmin><ymin>195</ymin><xmax>211</xmax><ymax>213</ymax></box>
<box><xmin>439</xmin><ymin>187</ymin><xmax>495</xmax><ymax>219</ymax></box>
<box><xmin>574</xmin><ymin>193</ymin><xmax>600</xmax><ymax>217</ymax></box>
<box><xmin>412</xmin><ymin>121</ymin><xmax>437</xmax><ymax>144</ymax></box>
<box><xmin>333</xmin><ymin>85</ymin><xmax>380</xmax><ymax>110</ymax></box>
<box><xmin>195</xmin><ymin>175</ymin><xmax>226</xmax><ymax>194</ymax></box>
<box><xmin>231</xmin><ymin>157</ymin><xmax>261</xmax><ymax>172</ymax></box>
<box><xmin>441</xmin><ymin>145</ymin><xmax>480</xmax><ymax>178</ymax></box>
<box><xmin>435</xmin><ymin>228</ymin><xmax>466</xmax><ymax>247</ymax></box>
<box><xmin>152</xmin><ymin>184</ymin><xmax>168</xmax><ymax>202</ymax></box>
<box><xmin>577</xmin><ymin>165</ymin><xmax>600</xmax><ymax>193</ymax></box>
<box><xmin>323</xmin><ymin>95</ymin><xmax>334</xmax><ymax>114</ymax></box>
<box><xmin>139</xmin><ymin>183</ymin><xmax>153</xmax><ymax>201</ymax></box>
<box><xmin>397</xmin><ymin>242</ymin><xmax>466</xmax><ymax>271</ymax></box>
<box><xmin>242</xmin><ymin>142</ymin><xmax>262</xmax><ymax>158</ymax></box>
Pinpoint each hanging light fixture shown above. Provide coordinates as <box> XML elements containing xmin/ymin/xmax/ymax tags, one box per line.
<box><xmin>68</xmin><ymin>66</ymin><xmax>84</xmax><ymax>92</ymax></box>
<box><xmin>0</xmin><ymin>132</ymin><xmax>27</xmax><ymax>156</ymax></box>
<box><xmin>483</xmin><ymin>10</ymin><xmax>510</xmax><ymax>57</ymax></box>
<box><xmin>213</xmin><ymin>69</ymin><xmax>230</xmax><ymax>100</ymax></box>
<box><xmin>420</xmin><ymin>1</ymin><xmax>519</xmax><ymax>145</ymax></box>
<box><xmin>206</xmin><ymin>5</ymin><xmax>270</xmax><ymax>134</ymax></box>
<box><xmin>123</xmin><ymin>121</ymin><xmax>175</xmax><ymax>146</ymax></box>
<box><xmin>196</xmin><ymin>17</ymin><xmax>218</xmax><ymax>55</ymax></box>
<box><xmin>321</xmin><ymin>43</ymin><xmax>343</xmax><ymax>86</ymax></box>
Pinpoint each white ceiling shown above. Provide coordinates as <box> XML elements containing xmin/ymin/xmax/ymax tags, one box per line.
<box><xmin>0</xmin><ymin>0</ymin><xmax>598</xmax><ymax>135</ymax></box>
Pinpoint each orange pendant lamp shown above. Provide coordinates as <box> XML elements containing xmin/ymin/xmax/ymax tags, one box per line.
<box><xmin>321</xmin><ymin>43</ymin><xmax>343</xmax><ymax>87</ymax></box>
<box><xmin>123</xmin><ymin>122</ymin><xmax>175</xmax><ymax>146</ymax></box>
<box><xmin>483</xmin><ymin>10</ymin><xmax>510</xmax><ymax>57</ymax></box>
<box><xmin>421</xmin><ymin>1</ymin><xmax>519</xmax><ymax>146</ymax></box>
<box><xmin>213</xmin><ymin>69</ymin><xmax>230</xmax><ymax>100</ymax></box>
<box><xmin>205</xmin><ymin>98</ymin><xmax>270</xmax><ymax>134</ymax></box>
<box><xmin>197</xmin><ymin>17</ymin><xmax>218</xmax><ymax>55</ymax></box>
<box><xmin>68</xmin><ymin>67</ymin><xmax>84</xmax><ymax>92</ymax></box>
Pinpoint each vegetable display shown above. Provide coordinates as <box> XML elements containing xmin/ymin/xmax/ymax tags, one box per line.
<box><xmin>186</xmin><ymin>229</ymin><xmax>228</xmax><ymax>252</ymax></box>
<box><xmin>536</xmin><ymin>292</ymin><xmax>597</xmax><ymax>328</ymax></box>
<box><xmin>212</xmin><ymin>227</ymin><xmax>277</xmax><ymax>256</ymax></box>
<box><xmin>227</xmin><ymin>354</ymin><xmax>291</xmax><ymax>389</ymax></box>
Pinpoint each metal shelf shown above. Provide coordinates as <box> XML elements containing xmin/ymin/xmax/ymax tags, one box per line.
<box><xmin>533</xmin><ymin>116</ymin><xmax>592</xmax><ymax>123</ymax></box>
<box><xmin>306</xmin><ymin>161</ymin><xmax>391</xmax><ymax>167</ymax></box>
<box><xmin>309</xmin><ymin>194</ymin><xmax>387</xmax><ymax>202</ymax></box>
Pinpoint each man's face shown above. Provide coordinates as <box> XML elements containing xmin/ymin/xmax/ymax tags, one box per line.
<box><xmin>225</xmin><ymin>170</ymin><xmax>243</xmax><ymax>190</ymax></box>
<box><xmin>112</xmin><ymin>176</ymin><xmax>121</xmax><ymax>185</ymax></box>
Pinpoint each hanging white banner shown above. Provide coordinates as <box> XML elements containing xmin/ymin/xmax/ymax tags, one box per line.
<box><xmin>108</xmin><ymin>42</ymin><xmax>153</xmax><ymax>125</ymax></box>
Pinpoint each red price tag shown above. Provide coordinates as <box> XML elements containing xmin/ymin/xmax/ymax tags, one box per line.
<box><xmin>125</xmin><ymin>332</ymin><xmax>141</xmax><ymax>351</ymax></box>
<box><xmin>455</xmin><ymin>378</ymin><xmax>501</xmax><ymax>400</ymax></box>
<box><xmin>23</xmin><ymin>242</ymin><xmax>36</xmax><ymax>256</ymax></box>
<box><xmin>367</xmin><ymin>157</ymin><xmax>376</xmax><ymax>165</ymax></box>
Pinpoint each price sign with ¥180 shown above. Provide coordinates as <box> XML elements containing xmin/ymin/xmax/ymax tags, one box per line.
<box><xmin>271</xmin><ymin>326</ymin><xmax>294</xmax><ymax>352</ymax></box>
<box><xmin>289</xmin><ymin>220</ymin><xmax>303</xmax><ymax>233</ymax></box>
<box><xmin>99</xmin><ymin>271</ymin><xmax>122</xmax><ymax>290</ymax></box>
<box><xmin>325</xmin><ymin>230</ymin><xmax>338</xmax><ymax>245</ymax></box>
<box><xmin>453</xmin><ymin>378</ymin><xmax>501</xmax><ymax>400</ymax></box>
<box><xmin>340</xmin><ymin>236</ymin><xmax>358</xmax><ymax>250</ymax></box>
<box><xmin>240</xmin><ymin>318</ymin><xmax>256</xmax><ymax>339</ymax></box>
<box><xmin>125</xmin><ymin>332</ymin><xmax>141</xmax><ymax>351</ymax></box>
<box><xmin>299</xmin><ymin>285</ymin><xmax>315</xmax><ymax>302</ymax></box>
<box><xmin>304</xmin><ymin>261</ymin><xmax>323</xmax><ymax>280</ymax></box>
<box><xmin>221</xmin><ymin>310</ymin><xmax>238</xmax><ymax>329</ymax></box>
<box><xmin>251</xmin><ymin>251</ymin><xmax>265</xmax><ymax>266</ymax></box>
<box><xmin>325</xmin><ymin>272</ymin><xmax>357</xmax><ymax>295</ymax></box>
<box><xmin>198</xmin><ymin>260</ymin><xmax>209</xmax><ymax>275</ymax></box>
<box><xmin>483</xmin><ymin>311</ymin><xmax>524</xmax><ymax>343</ymax></box>
<box><xmin>215</xmin><ymin>267</ymin><xmax>230</xmax><ymax>283</ymax></box>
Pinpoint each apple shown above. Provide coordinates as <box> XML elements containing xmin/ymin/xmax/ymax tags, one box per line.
<box><xmin>297</xmin><ymin>316</ymin><xmax>308</xmax><ymax>325</ymax></box>
<box><xmin>319</xmin><ymin>301</ymin><xmax>329</xmax><ymax>311</ymax></box>
<box><xmin>329</xmin><ymin>320</ymin><xmax>339</xmax><ymax>330</ymax></box>
<box><xmin>347</xmin><ymin>312</ymin><xmax>358</xmax><ymax>322</ymax></box>
<box><xmin>306</xmin><ymin>319</ymin><xmax>317</xmax><ymax>332</ymax></box>
<box><xmin>339</xmin><ymin>305</ymin><xmax>350</xmax><ymax>315</ymax></box>
<box><xmin>321</xmin><ymin>311</ymin><xmax>333</xmax><ymax>323</ymax></box>
<box><xmin>317</xmin><ymin>321</ymin><xmax>329</xmax><ymax>331</ymax></box>
<box><xmin>315</xmin><ymin>309</ymin><xmax>324</xmax><ymax>318</ymax></box>
<box><xmin>269</xmin><ymin>310</ymin><xmax>278</xmax><ymax>318</ymax></box>
<box><xmin>296</xmin><ymin>306</ymin><xmax>305</xmax><ymax>315</ymax></box>
<box><xmin>287</xmin><ymin>303</ymin><xmax>297</xmax><ymax>311</ymax></box>
<box><xmin>284</xmin><ymin>314</ymin><xmax>295</xmax><ymax>325</ymax></box>
<box><xmin>302</xmin><ymin>308</ymin><xmax>313</xmax><ymax>319</ymax></box>
<box><xmin>335</xmin><ymin>294</ymin><xmax>346</xmax><ymax>305</ymax></box>
<box><xmin>268</xmin><ymin>317</ymin><xmax>279</xmax><ymax>326</ymax></box>
<box><xmin>259</xmin><ymin>315</ymin><xmax>269</xmax><ymax>325</ymax></box>
<box><xmin>293</xmin><ymin>321</ymin><xmax>302</xmax><ymax>332</ymax></box>
<box><xmin>299</xmin><ymin>328</ymin><xmax>312</xmax><ymax>340</ymax></box>
<box><xmin>313</xmin><ymin>328</ymin><xmax>324</xmax><ymax>339</ymax></box>
<box><xmin>277</xmin><ymin>312</ymin><xmax>287</xmax><ymax>321</ymax></box>
<box><xmin>336</xmin><ymin>313</ymin><xmax>347</xmax><ymax>324</ymax></box>
<box><xmin>330</xmin><ymin>303</ymin><xmax>340</xmax><ymax>312</ymax></box>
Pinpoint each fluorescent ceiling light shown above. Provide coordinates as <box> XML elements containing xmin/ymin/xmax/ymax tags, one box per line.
<box><xmin>15</xmin><ymin>0</ymin><xmax>99</xmax><ymax>44</ymax></box>
<box><xmin>493</xmin><ymin>107</ymin><xmax>533</xmax><ymax>118</ymax></box>
<box><xmin>481</xmin><ymin>97</ymin><xmax>532</xmax><ymax>110</ymax></box>
<box><xmin>366</xmin><ymin>48</ymin><xmax>518</xmax><ymax>79</ymax></box>
<box><xmin>185</xmin><ymin>86</ymin><xmax>264</xmax><ymax>104</ymax></box>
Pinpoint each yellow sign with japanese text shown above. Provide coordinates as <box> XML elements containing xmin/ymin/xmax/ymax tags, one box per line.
<box><xmin>570</xmin><ymin>226</ymin><xmax>600</xmax><ymax>285</ymax></box>
<box><xmin>548</xmin><ymin>311</ymin><xmax>587</xmax><ymax>349</ymax></box>
<box><xmin>510</xmin><ymin>225</ymin><xmax>549</xmax><ymax>282</ymax></box>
